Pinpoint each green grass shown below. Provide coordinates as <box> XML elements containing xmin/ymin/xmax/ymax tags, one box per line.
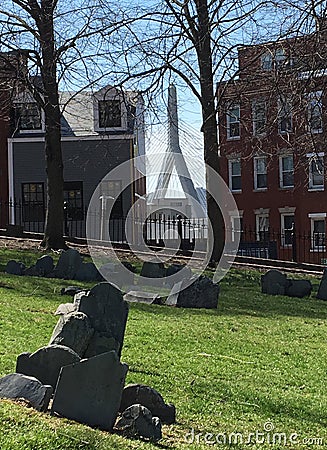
<box><xmin>0</xmin><ymin>247</ymin><xmax>326</xmax><ymax>448</ymax></box>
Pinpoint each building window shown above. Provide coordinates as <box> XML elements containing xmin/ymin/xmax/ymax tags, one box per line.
<box><xmin>309</xmin><ymin>214</ymin><xmax>326</xmax><ymax>251</ymax></box>
<box><xmin>228</xmin><ymin>159</ymin><xmax>242</xmax><ymax>192</ymax></box>
<box><xmin>226</xmin><ymin>105</ymin><xmax>240</xmax><ymax>139</ymax></box>
<box><xmin>100</xmin><ymin>180</ymin><xmax>123</xmax><ymax>217</ymax></box>
<box><xmin>308</xmin><ymin>91</ymin><xmax>323</xmax><ymax>133</ymax></box>
<box><xmin>231</xmin><ymin>214</ymin><xmax>243</xmax><ymax>242</ymax></box>
<box><xmin>278</xmin><ymin>96</ymin><xmax>292</xmax><ymax>134</ymax></box>
<box><xmin>256</xmin><ymin>212</ymin><xmax>269</xmax><ymax>241</ymax></box>
<box><xmin>308</xmin><ymin>153</ymin><xmax>324</xmax><ymax>190</ymax></box>
<box><xmin>279</xmin><ymin>154</ymin><xmax>294</xmax><ymax>188</ymax></box>
<box><xmin>275</xmin><ymin>48</ymin><xmax>286</xmax><ymax>68</ymax></box>
<box><xmin>254</xmin><ymin>156</ymin><xmax>267</xmax><ymax>190</ymax></box>
<box><xmin>14</xmin><ymin>103</ymin><xmax>42</xmax><ymax>131</ymax></box>
<box><xmin>64</xmin><ymin>181</ymin><xmax>83</xmax><ymax>220</ymax></box>
<box><xmin>261</xmin><ymin>52</ymin><xmax>273</xmax><ymax>70</ymax></box>
<box><xmin>281</xmin><ymin>214</ymin><xmax>295</xmax><ymax>246</ymax></box>
<box><xmin>22</xmin><ymin>183</ymin><xmax>45</xmax><ymax>222</ymax></box>
<box><xmin>252</xmin><ymin>100</ymin><xmax>266</xmax><ymax>135</ymax></box>
<box><xmin>261</xmin><ymin>48</ymin><xmax>286</xmax><ymax>70</ymax></box>
<box><xmin>98</xmin><ymin>100</ymin><xmax>122</xmax><ymax>128</ymax></box>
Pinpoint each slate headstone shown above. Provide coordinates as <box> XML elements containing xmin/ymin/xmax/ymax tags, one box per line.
<box><xmin>120</xmin><ymin>384</ymin><xmax>176</xmax><ymax>424</ymax></box>
<box><xmin>74</xmin><ymin>262</ymin><xmax>99</xmax><ymax>282</ymax></box>
<box><xmin>286</xmin><ymin>279</ymin><xmax>312</xmax><ymax>298</ymax></box>
<box><xmin>0</xmin><ymin>373</ymin><xmax>53</xmax><ymax>412</ymax></box>
<box><xmin>16</xmin><ymin>344</ymin><xmax>80</xmax><ymax>388</ymax></box>
<box><xmin>166</xmin><ymin>275</ymin><xmax>219</xmax><ymax>309</ymax></box>
<box><xmin>54</xmin><ymin>249</ymin><xmax>83</xmax><ymax>279</ymax></box>
<box><xmin>261</xmin><ymin>269</ymin><xmax>290</xmax><ymax>295</ymax></box>
<box><xmin>84</xmin><ymin>332</ymin><xmax>120</xmax><ymax>358</ymax></box>
<box><xmin>49</xmin><ymin>312</ymin><xmax>94</xmax><ymax>357</ymax></box>
<box><xmin>6</xmin><ymin>260</ymin><xmax>26</xmax><ymax>276</ymax></box>
<box><xmin>317</xmin><ymin>268</ymin><xmax>327</xmax><ymax>300</ymax></box>
<box><xmin>52</xmin><ymin>351</ymin><xmax>128</xmax><ymax>431</ymax></box>
<box><xmin>76</xmin><ymin>282</ymin><xmax>129</xmax><ymax>356</ymax></box>
<box><xmin>140</xmin><ymin>261</ymin><xmax>166</xmax><ymax>278</ymax></box>
<box><xmin>35</xmin><ymin>255</ymin><xmax>54</xmax><ymax>276</ymax></box>
<box><xmin>115</xmin><ymin>404</ymin><xmax>162</xmax><ymax>441</ymax></box>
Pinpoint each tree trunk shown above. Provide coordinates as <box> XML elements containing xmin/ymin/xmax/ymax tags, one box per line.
<box><xmin>38</xmin><ymin>3</ymin><xmax>66</xmax><ymax>250</ymax></box>
<box><xmin>195</xmin><ymin>0</ymin><xmax>224</xmax><ymax>264</ymax></box>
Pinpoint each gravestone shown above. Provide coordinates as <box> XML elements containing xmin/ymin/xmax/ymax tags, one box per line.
<box><xmin>76</xmin><ymin>282</ymin><xmax>129</xmax><ymax>357</ymax></box>
<box><xmin>99</xmin><ymin>263</ymin><xmax>134</xmax><ymax>287</ymax></box>
<box><xmin>16</xmin><ymin>344</ymin><xmax>80</xmax><ymax>388</ymax></box>
<box><xmin>166</xmin><ymin>276</ymin><xmax>219</xmax><ymax>309</ymax></box>
<box><xmin>140</xmin><ymin>261</ymin><xmax>166</xmax><ymax>279</ymax></box>
<box><xmin>286</xmin><ymin>280</ymin><xmax>312</xmax><ymax>298</ymax></box>
<box><xmin>49</xmin><ymin>312</ymin><xmax>94</xmax><ymax>357</ymax></box>
<box><xmin>6</xmin><ymin>260</ymin><xmax>26</xmax><ymax>276</ymax></box>
<box><xmin>74</xmin><ymin>262</ymin><xmax>99</xmax><ymax>282</ymax></box>
<box><xmin>261</xmin><ymin>269</ymin><xmax>290</xmax><ymax>295</ymax></box>
<box><xmin>54</xmin><ymin>249</ymin><xmax>83</xmax><ymax>279</ymax></box>
<box><xmin>51</xmin><ymin>351</ymin><xmax>128</xmax><ymax>431</ymax></box>
<box><xmin>115</xmin><ymin>404</ymin><xmax>162</xmax><ymax>441</ymax></box>
<box><xmin>120</xmin><ymin>384</ymin><xmax>176</xmax><ymax>424</ymax></box>
<box><xmin>84</xmin><ymin>332</ymin><xmax>120</xmax><ymax>358</ymax></box>
<box><xmin>165</xmin><ymin>264</ymin><xmax>193</xmax><ymax>287</ymax></box>
<box><xmin>124</xmin><ymin>291</ymin><xmax>163</xmax><ymax>305</ymax></box>
<box><xmin>317</xmin><ymin>268</ymin><xmax>327</xmax><ymax>300</ymax></box>
<box><xmin>35</xmin><ymin>255</ymin><xmax>54</xmax><ymax>276</ymax></box>
<box><xmin>0</xmin><ymin>373</ymin><xmax>53</xmax><ymax>412</ymax></box>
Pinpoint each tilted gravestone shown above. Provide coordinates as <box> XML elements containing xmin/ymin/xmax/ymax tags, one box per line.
<box><xmin>0</xmin><ymin>373</ymin><xmax>53</xmax><ymax>412</ymax></box>
<box><xmin>76</xmin><ymin>282</ymin><xmax>129</xmax><ymax>357</ymax></box>
<box><xmin>115</xmin><ymin>404</ymin><xmax>162</xmax><ymax>441</ymax></box>
<box><xmin>166</xmin><ymin>276</ymin><xmax>219</xmax><ymax>309</ymax></box>
<box><xmin>35</xmin><ymin>255</ymin><xmax>54</xmax><ymax>276</ymax></box>
<box><xmin>5</xmin><ymin>260</ymin><xmax>26</xmax><ymax>276</ymax></box>
<box><xmin>140</xmin><ymin>261</ymin><xmax>166</xmax><ymax>278</ymax></box>
<box><xmin>286</xmin><ymin>280</ymin><xmax>312</xmax><ymax>298</ymax></box>
<box><xmin>317</xmin><ymin>268</ymin><xmax>327</xmax><ymax>300</ymax></box>
<box><xmin>16</xmin><ymin>344</ymin><xmax>80</xmax><ymax>388</ymax></box>
<box><xmin>120</xmin><ymin>384</ymin><xmax>176</xmax><ymax>424</ymax></box>
<box><xmin>54</xmin><ymin>249</ymin><xmax>83</xmax><ymax>279</ymax></box>
<box><xmin>49</xmin><ymin>312</ymin><xmax>94</xmax><ymax>357</ymax></box>
<box><xmin>261</xmin><ymin>269</ymin><xmax>290</xmax><ymax>295</ymax></box>
<box><xmin>51</xmin><ymin>351</ymin><xmax>128</xmax><ymax>431</ymax></box>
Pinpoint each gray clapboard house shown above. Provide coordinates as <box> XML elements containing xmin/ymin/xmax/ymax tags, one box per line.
<box><xmin>7</xmin><ymin>85</ymin><xmax>145</xmax><ymax>237</ymax></box>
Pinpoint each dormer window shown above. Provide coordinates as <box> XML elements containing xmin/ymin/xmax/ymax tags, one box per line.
<box><xmin>98</xmin><ymin>100</ymin><xmax>122</xmax><ymax>128</ymax></box>
<box><xmin>94</xmin><ymin>86</ymin><xmax>127</xmax><ymax>132</ymax></box>
<box><xmin>14</xmin><ymin>102</ymin><xmax>42</xmax><ymax>131</ymax></box>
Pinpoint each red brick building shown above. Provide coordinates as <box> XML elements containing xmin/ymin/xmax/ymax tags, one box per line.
<box><xmin>218</xmin><ymin>22</ymin><xmax>327</xmax><ymax>263</ymax></box>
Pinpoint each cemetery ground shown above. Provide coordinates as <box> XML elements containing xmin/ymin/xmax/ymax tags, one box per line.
<box><xmin>0</xmin><ymin>245</ymin><xmax>326</xmax><ymax>449</ymax></box>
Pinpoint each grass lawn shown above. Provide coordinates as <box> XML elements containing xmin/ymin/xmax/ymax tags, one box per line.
<box><xmin>0</xmin><ymin>247</ymin><xmax>326</xmax><ymax>449</ymax></box>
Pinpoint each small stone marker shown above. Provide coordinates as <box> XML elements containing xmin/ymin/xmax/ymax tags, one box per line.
<box><xmin>166</xmin><ymin>276</ymin><xmax>219</xmax><ymax>309</ymax></box>
<box><xmin>35</xmin><ymin>255</ymin><xmax>54</xmax><ymax>276</ymax></box>
<box><xmin>54</xmin><ymin>249</ymin><xmax>83</xmax><ymax>279</ymax></box>
<box><xmin>286</xmin><ymin>280</ymin><xmax>312</xmax><ymax>298</ymax></box>
<box><xmin>140</xmin><ymin>261</ymin><xmax>166</xmax><ymax>279</ymax></box>
<box><xmin>261</xmin><ymin>269</ymin><xmax>290</xmax><ymax>295</ymax></box>
<box><xmin>115</xmin><ymin>404</ymin><xmax>162</xmax><ymax>441</ymax></box>
<box><xmin>77</xmin><ymin>282</ymin><xmax>129</xmax><ymax>357</ymax></box>
<box><xmin>120</xmin><ymin>384</ymin><xmax>176</xmax><ymax>424</ymax></box>
<box><xmin>52</xmin><ymin>351</ymin><xmax>128</xmax><ymax>431</ymax></box>
<box><xmin>49</xmin><ymin>312</ymin><xmax>94</xmax><ymax>357</ymax></box>
<box><xmin>5</xmin><ymin>260</ymin><xmax>26</xmax><ymax>276</ymax></box>
<box><xmin>317</xmin><ymin>268</ymin><xmax>327</xmax><ymax>300</ymax></box>
<box><xmin>74</xmin><ymin>262</ymin><xmax>100</xmax><ymax>282</ymax></box>
<box><xmin>16</xmin><ymin>344</ymin><xmax>80</xmax><ymax>388</ymax></box>
<box><xmin>124</xmin><ymin>291</ymin><xmax>162</xmax><ymax>305</ymax></box>
<box><xmin>0</xmin><ymin>373</ymin><xmax>53</xmax><ymax>412</ymax></box>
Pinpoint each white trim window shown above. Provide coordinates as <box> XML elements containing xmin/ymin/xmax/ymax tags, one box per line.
<box><xmin>309</xmin><ymin>213</ymin><xmax>326</xmax><ymax>251</ymax></box>
<box><xmin>255</xmin><ymin>210</ymin><xmax>269</xmax><ymax>242</ymax></box>
<box><xmin>308</xmin><ymin>91</ymin><xmax>323</xmax><ymax>133</ymax></box>
<box><xmin>279</xmin><ymin>154</ymin><xmax>294</xmax><ymax>188</ymax></box>
<box><xmin>307</xmin><ymin>153</ymin><xmax>324</xmax><ymax>190</ymax></box>
<box><xmin>280</xmin><ymin>213</ymin><xmax>295</xmax><ymax>247</ymax></box>
<box><xmin>252</xmin><ymin>100</ymin><xmax>266</xmax><ymax>135</ymax></box>
<box><xmin>254</xmin><ymin>156</ymin><xmax>267</xmax><ymax>190</ymax></box>
<box><xmin>226</xmin><ymin>104</ymin><xmax>240</xmax><ymax>139</ymax></box>
<box><xmin>230</xmin><ymin>213</ymin><xmax>243</xmax><ymax>242</ymax></box>
<box><xmin>278</xmin><ymin>96</ymin><xmax>292</xmax><ymax>134</ymax></box>
<box><xmin>228</xmin><ymin>158</ymin><xmax>242</xmax><ymax>192</ymax></box>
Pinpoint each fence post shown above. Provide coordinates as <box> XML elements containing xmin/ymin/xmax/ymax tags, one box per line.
<box><xmin>292</xmin><ymin>225</ymin><xmax>297</xmax><ymax>262</ymax></box>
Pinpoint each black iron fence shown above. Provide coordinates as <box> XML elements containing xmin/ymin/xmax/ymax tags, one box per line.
<box><xmin>2</xmin><ymin>200</ymin><xmax>327</xmax><ymax>265</ymax></box>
